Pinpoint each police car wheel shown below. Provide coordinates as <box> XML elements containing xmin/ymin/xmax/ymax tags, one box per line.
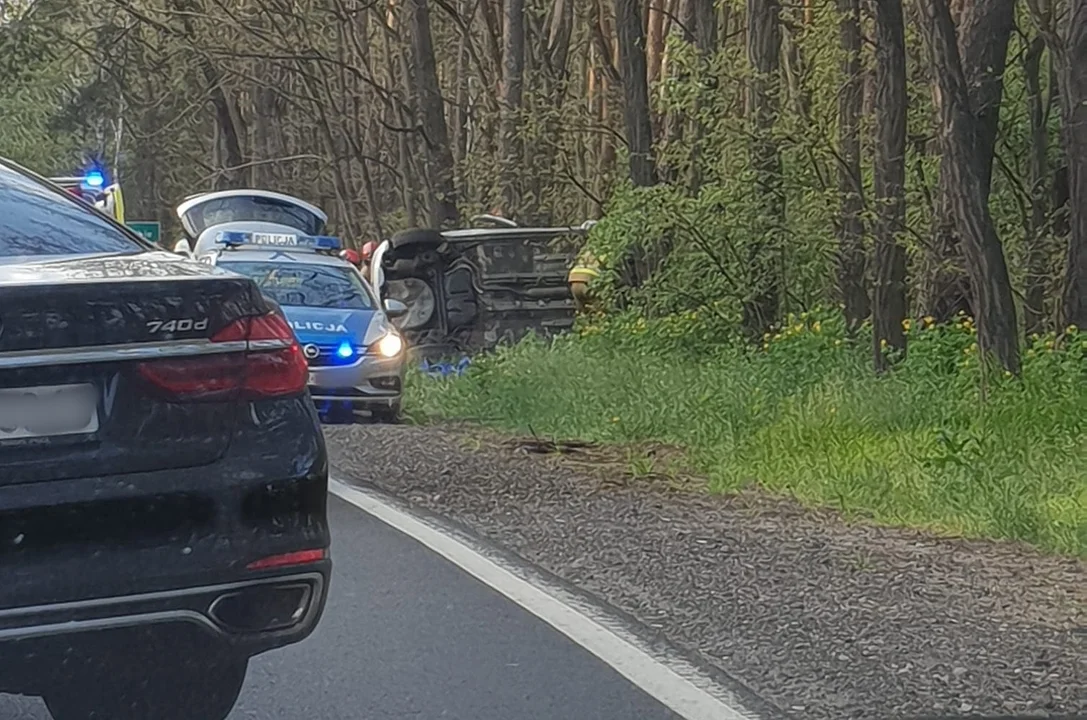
<box><xmin>371</xmin><ymin>403</ymin><xmax>401</xmax><ymax>424</ymax></box>
<box><xmin>318</xmin><ymin>405</ymin><xmax>355</xmax><ymax>425</ymax></box>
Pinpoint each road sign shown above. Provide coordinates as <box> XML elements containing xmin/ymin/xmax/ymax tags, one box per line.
<box><xmin>128</xmin><ymin>221</ymin><xmax>161</xmax><ymax>244</ymax></box>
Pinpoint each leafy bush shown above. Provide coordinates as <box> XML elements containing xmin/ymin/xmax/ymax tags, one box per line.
<box><xmin>407</xmin><ymin>312</ymin><xmax>1087</xmax><ymax>555</ymax></box>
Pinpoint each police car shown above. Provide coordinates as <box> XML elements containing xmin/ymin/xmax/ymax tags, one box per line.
<box><xmin>199</xmin><ymin>229</ymin><xmax>408</xmax><ymax>423</ymax></box>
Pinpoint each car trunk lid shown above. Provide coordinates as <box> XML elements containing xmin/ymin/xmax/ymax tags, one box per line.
<box><xmin>0</xmin><ymin>253</ymin><xmax>268</xmax><ymax>485</ymax></box>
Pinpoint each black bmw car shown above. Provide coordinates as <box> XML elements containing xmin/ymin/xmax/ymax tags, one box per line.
<box><xmin>0</xmin><ymin>159</ymin><xmax>331</xmax><ymax>719</ymax></box>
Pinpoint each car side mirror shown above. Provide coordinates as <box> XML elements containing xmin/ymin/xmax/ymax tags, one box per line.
<box><xmin>383</xmin><ymin>298</ymin><xmax>408</xmax><ymax>318</ymax></box>
<box><xmin>172</xmin><ymin>239</ymin><xmax>193</xmax><ymax>257</ymax></box>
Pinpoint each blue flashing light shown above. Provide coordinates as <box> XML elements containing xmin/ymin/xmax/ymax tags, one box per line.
<box><xmin>310</xmin><ymin>235</ymin><xmax>342</xmax><ymax>251</ymax></box>
<box><xmin>335</xmin><ymin>341</ymin><xmax>355</xmax><ymax>359</ymax></box>
<box><xmin>83</xmin><ymin>170</ymin><xmax>105</xmax><ymax>189</ymax></box>
<box><xmin>216</xmin><ymin>230</ymin><xmax>252</xmax><ymax>246</ymax></box>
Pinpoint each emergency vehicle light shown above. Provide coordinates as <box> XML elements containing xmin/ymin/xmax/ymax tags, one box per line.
<box><xmin>215</xmin><ymin>231</ymin><xmax>342</xmax><ymax>251</ymax></box>
<box><xmin>83</xmin><ymin>169</ymin><xmax>105</xmax><ymax>188</ymax></box>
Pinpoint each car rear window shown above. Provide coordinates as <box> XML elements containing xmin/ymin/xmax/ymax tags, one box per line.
<box><xmin>0</xmin><ymin>163</ymin><xmax>145</xmax><ymax>258</ymax></box>
<box><xmin>182</xmin><ymin>196</ymin><xmax>324</xmax><ymax>236</ymax></box>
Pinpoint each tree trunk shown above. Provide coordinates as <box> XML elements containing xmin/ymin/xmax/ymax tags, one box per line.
<box><xmin>837</xmin><ymin>0</ymin><xmax>870</xmax><ymax>332</ymax></box>
<box><xmin>252</xmin><ymin>86</ymin><xmax>277</xmax><ymax>188</ymax></box>
<box><xmin>407</xmin><ymin>0</ymin><xmax>460</xmax><ymax>228</ymax></box>
<box><xmin>647</xmin><ymin>1</ymin><xmax>667</xmax><ymax>87</ymax></box>
<box><xmin>743</xmin><ymin>0</ymin><xmax>784</xmax><ymax>339</ymax></box>
<box><xmin>646</xmin><ymin>0</ymin><xmax>668</xmax><ymax>141</ymax></box>
<box><xmin>1023</xmin><ymin>37</ymin><xmax>1051</xmax><ymax>335</ymax></box>
<box><xmin>872</xmin><ymin>0</ymin><xmax>909</xmax><ymax>371</ymax></box>
<box><xmin>1058</xmin><ymin>4</ymin><xmax>1087</xmax><ymax>330</ymax></box>
<box><xmin>614</xmin><ymin>0</ymin><xmax>658</xmax><ymax>187</ymax></box>
<box><xmin>452</xmin><ymin>0</ymin><xmax>471</xmax><ymax>176</ymax></box>
<box><xmin>498</xmin><ymin>0</ymin><xmax>525</xmax><ymax>215</ymax></box>
<box><xmin>382</xmin><ymin>5</ymin><xmax>421</xmax><ymax>227</ymax></box>
<box><xmin>686</xmin><ymin>0</ymin><xmax>717</xmax><ymax>193</ymax></box>
<box><xmin>920</xmin><ymin>0</ymin><xmax>1016</xmax><ymax>321</ymax></box>
<box><xmin>917</xmin><ymin>0</ymin><xmax>1021</xmax><ymax>373</ymax></box>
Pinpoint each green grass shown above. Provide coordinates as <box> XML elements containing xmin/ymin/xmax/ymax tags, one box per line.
<box><xmin>406</xmin><ymin>311</ymin><xmax>1087</xmax><ymax>555</ymax></box>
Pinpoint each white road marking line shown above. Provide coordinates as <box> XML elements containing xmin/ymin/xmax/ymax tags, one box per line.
<box><xmin>330</xmin><ymin>478</ymin><xmax>764</xmax><ymax>720</ymax></box>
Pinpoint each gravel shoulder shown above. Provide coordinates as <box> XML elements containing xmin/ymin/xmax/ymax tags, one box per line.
<box><xmin>324</xmin><ymin>424</ymin><xmax>1087</xmax><ymax>720</ymax></box>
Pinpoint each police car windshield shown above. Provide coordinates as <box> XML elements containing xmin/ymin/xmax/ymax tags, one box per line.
<box><xmin>222</xmin><ymin>261</ymin><xmax>374</xmax><ymax>310</ymax></box>
<box><xmin>185</xmin><ymin>197</ymin><xmax>322</xmax><ymax>236</ymax></box>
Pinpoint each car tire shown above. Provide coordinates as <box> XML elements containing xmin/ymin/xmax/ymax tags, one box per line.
<box><xmin>44</xmin><ymin>655</ymin><xmax>248</xmax><ymax>720</ymax></box>
<box><xmin>371</xmin><ymin>403</ymin><xmax>401</xmax><ymax>424</ymax></box>
<box><xmin>321</xmin><ymin>404</ymin><xmax>355</xmax><ymax>425</ymax></box>
<box><xmin>390</xmin><ymin>228</ymin><xmax>445</xmax><ymax>251</ymax></box>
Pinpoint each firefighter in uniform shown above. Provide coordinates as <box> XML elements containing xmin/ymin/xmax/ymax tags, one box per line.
<box><xmin>567</xmin><ymin>247</ymin><xmax>601</xmax><ymax>314</ymax></box>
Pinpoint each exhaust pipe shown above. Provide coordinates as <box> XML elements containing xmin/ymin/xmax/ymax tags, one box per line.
<box><xmin>208</xmin><ymin>582</ymin><xmax>313</xmax><ymax>634</ymax></box>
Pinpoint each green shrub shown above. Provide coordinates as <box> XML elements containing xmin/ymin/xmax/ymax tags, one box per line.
<box><xmin>406</xmin><ymin>313</ymin><xmax>1087</xmax><ymax>555</ymax></box>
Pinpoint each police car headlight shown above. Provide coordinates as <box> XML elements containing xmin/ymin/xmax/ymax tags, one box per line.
<box><xmin>374</xmin><ymin>333</ymin><xmax>403</xmax><ymax>358</ymax></box>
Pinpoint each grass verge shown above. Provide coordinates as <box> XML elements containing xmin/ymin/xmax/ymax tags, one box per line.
<box><xmin>406</xmin><ymin>311</ymin><xmax>1087</xmax><ymax>555</ymax></box>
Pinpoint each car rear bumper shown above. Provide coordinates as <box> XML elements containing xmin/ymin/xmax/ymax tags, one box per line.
<box><xmin>308</xmin><ymin>353</ymin><xmax>404</xmax><ymax>408</ymax></box>
<box><xmin>0</xmin><ymin>567</ymin><xmax>329</xmax><ymax>653</ymax></box>
<box><xmin>0</xmin><ymin>565</ymin><xmax>329</xmax><ymax>695</ymax></box>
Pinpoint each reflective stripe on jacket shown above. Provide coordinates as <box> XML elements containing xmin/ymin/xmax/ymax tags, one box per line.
<box><xmin>568</xmin><ymin>248</ymin><xmax>600</xmax><ymax>284</ymax></box>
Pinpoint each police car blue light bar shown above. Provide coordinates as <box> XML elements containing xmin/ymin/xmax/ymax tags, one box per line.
<box><xmin>215</xmin><ymin>231</ymin><xmax>342</xmax><ymax>251</ymax></box>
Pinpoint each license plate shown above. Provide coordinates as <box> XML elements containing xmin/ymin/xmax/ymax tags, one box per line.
<box><xmin>308</xmin><ymin>372</ymin><xmax>318</xmax><ymax>387</ymax></box>
<box><xmin>250</xmin><ymin>233</ymin><xmax>298</xmax><ymax>246</ymax></box>
<box><xmin>0</xmin><ymin>384</ymin><xmax>99</xmax><ymax>440</ymax></box>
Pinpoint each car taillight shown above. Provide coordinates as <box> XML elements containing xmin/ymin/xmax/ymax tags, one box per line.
<box><xmin>138</xmin><ymin>313</ymin><xmax>307</xmax><ymax>402</ymax></box>
<box><xmin>246</xmin><ymin>548</ymin><xmax>327</xmax><ymax>571</ymax></box>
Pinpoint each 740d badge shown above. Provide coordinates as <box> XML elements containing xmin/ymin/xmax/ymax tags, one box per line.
<box><xmin>146</xmin><ymin>318</ymin><xmax>209</xmax><ymax>333</ymax></box>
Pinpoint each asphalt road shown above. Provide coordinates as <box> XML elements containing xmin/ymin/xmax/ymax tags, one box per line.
<box><xmin>1</xmin><ymin>494</ymin><xmax>679</xmax><ymax>720</ymax></box>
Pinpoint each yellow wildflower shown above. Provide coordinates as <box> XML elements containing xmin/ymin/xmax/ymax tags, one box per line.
<box><xmin>812</xmin><ymin>321</ymin><xmax>822</xmax><ymax>333</ymax></box>
<box><xmin>922</xmin><ymin>316</ymin><xmax>935</xmax><ymax>328</ymax></box>
<box><xmin>902</xmin><ymin>318</ymin><xmax>911</xmax><ymax>331</ymax></box>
